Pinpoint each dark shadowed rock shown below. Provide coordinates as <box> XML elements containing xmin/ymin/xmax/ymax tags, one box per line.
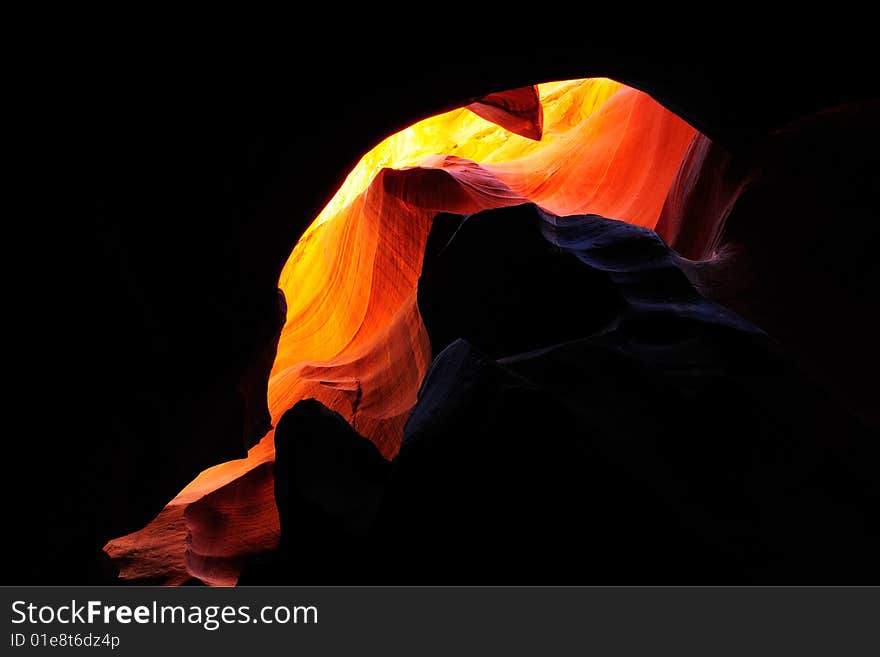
<box><xmin>657</xmin><ymin>103</ymin><xmax>880</xmax><ymax>430</ymax></box>
<box><xmin>380</xmin><ymin>339</ymin><xmax>594</xmax><ymax>581</ymax></box>
<box><xmin>275</xmin><ymin>399</ymin><xmax>390</xmax><ymax>539</ymax></box>
<box><xmin>244</xmin><ymin>208</ymin><xmax>878</xmax><ymax>584</ymax></box>
<box><xmin>418</xmin><ymin>204</ymin><xmax>623</xmax><ymax>359</ymax></box>
<box><xmin>239</xmin><ymin>399</ymin><xmax>391</xmax><ymax>584</ymax></box>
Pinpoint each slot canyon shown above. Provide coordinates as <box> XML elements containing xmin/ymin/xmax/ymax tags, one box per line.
<box><xmin>25</xmin><ymin>46</ymin><xmax>879</xmax><ymax>585</ymax></box>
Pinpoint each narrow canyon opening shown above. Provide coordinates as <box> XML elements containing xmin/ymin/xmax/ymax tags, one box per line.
<box><xmin>102</xmin><ymin>76</ymin><xmax>878</xmax><ymax>585</ymax></box>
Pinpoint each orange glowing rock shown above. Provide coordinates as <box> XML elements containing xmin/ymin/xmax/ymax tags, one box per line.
<box><xmin>106</xmin><ymin>78</ymin><xmax>698</xmax><ymax>584</ymax></box>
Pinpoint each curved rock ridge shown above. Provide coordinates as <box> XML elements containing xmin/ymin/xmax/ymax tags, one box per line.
<box><xmin>538</xmin><ymin>208</ymin><xmax>759</xmax><ymax>333</ymax></box>
<box><xmin>105</xmin><ymin>77</ymin><xmax>698</xmax><ymax>585</ymax></box>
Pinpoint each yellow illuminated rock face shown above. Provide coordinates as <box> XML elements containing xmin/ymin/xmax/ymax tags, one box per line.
<box><xmin>106</xmin><ymin>78</ymin><xmax>697</xmax><ymax>585</ymax></box>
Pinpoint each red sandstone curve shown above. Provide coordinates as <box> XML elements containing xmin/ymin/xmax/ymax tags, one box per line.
<box><xmin>467</xmin><ymin>86</ymin><xmax>544</xmax><ymax>140</ymax></box>
<box><xmin>106</xmin><ymin>79</ymin><xmax>698</xmax><ymax>585</ymax></box>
